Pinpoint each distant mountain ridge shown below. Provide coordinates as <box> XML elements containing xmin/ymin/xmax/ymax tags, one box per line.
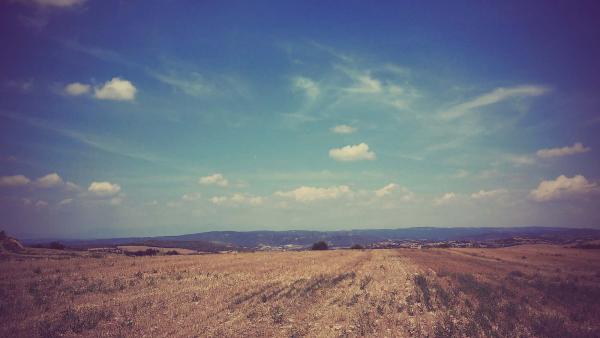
<box><xmin>21</xmin><ymin>227</ymin><xmax>600</xmax><ymax>251</ymax></box>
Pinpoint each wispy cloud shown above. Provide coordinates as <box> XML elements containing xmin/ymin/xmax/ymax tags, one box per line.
<box><xmin>198</xmin><ymin>173</ymin><xmax>229</xmax><ymax>187</ymax></box>
<box><xmin>153</xmin><ymin>72</ymin><xmax>214</xmax><ymax>97</ymax></box>
<box><xmin>439</xmin><ymin>85</ymin><xmax>549</xmax><ymax>120</ymax></box>
<box><xmin>275</xmin><ymin>185</ymin><xmax>352</xmax><ymax>202</ymax></box>
<box><xmin>537</xmin><ymin>142</ymin><xmax>591</xmax><ymax>158</ymax></box>
<box><xmin>2</xmin><ymin>79</ymin><xmax>34</xmax><ymax>93</ymax></box>
<box><xmin>281</xmin><ymin>43</ymin><xmax>418</xmax><ymax>130</ymax></box>
<box><xmin>59</xmin><ymin>39</ymin><xmax>138</xmax><ymax>68</ymax></box>
<box><xmin>61</xmin><ymin>40</ymin><xmax>243</xmax><ymax>100</ymax></box>
<box><xmin>292</xmin><ymin>76</ymin><xmax>320</xmax><ymax>100</ymax></box>
<box><xmin>18</xmin><ymin>0</ymin><xmax>86</xmax><ymax>8</ymax></box>
<box><xmin>434</xmin><ymin>192</ymin><xmax>457</xmax><ymax>205</ymax></box>
<box><xmin>471</xmin><ymin>188</ymin><xmax>507</xmax><ymax>199</ymax></box>
<box><xmin>506</xmin><ymin>154</ymin><xmax>536</xmax><ymax>166</ymax></box>
<box><xmin>331</xmin><ymin>124</ymin><xmax>356</xmax><ymax>134</ymax></box>
<box><xmin>0</xmin><ymin>111</ymin><xmax>162</xmax><ymax>163</ymax></box>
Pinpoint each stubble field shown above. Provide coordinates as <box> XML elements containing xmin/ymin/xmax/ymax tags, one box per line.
<box><xmin>1</xmin><ymin>245</ymin><xmax>600</xmax><ymax>337</ymax></box>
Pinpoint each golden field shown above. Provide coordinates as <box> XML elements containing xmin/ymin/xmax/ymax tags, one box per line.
<box><xmin>1</xmin><ymin>245</ymin><xmax>600</xmax><ymax>337</ymax></box>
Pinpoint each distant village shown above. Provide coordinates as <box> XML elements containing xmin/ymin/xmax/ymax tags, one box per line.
<box><xmin>253</xmin><ymin>236</ymin><xmax>576</xmax><ymax>252</ymax></box>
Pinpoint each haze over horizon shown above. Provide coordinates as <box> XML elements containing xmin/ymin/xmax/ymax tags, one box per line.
<box><xmin>1</xmin><ymin>1</ymin><xmax>600</xmax><ymax>239</ymax></box>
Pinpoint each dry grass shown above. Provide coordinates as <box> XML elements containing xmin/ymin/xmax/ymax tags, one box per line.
<box><xmin>1</xmin><ymin>245</ymin><xmax>600</xmax><ymax>337</ymax></box>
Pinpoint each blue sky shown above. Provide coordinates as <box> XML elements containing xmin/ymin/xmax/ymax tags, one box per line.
<box><xmin>1</xmin><ymin>0</ymin><xmax>599</xmax><ymax>239</ymax></box>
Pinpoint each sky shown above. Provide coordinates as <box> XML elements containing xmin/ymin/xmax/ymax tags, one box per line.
<box><xmin>1</xmin><ymin>0</ymin><xmax>600</xmax><ymax>239</ymax></box>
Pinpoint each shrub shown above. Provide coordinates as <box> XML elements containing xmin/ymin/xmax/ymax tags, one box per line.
<box><xmin>359</xmin><ymin>275</ymin><xmax>373</xmax><ymax>290</ymax></box>
<box><xmin>124</xmin><ymin>248</ymin><xmax>159</xmax><ymax>256</ymax></box>
<box><xmin>165</xmin><ymin>250</ymin><xmax>179</xmax><ymax>255</ymax></box>
<box><xmin>271</xmin><ymin>305</ymin><xmax>284</xmax><ymax>324</ymax></box>
<box><xmin>350</xmin><ymin>244</ymin><xmax>364</xmax><ymax>250</ymax></box>
<box><xmin>531</xmin><ymin>312</ymin><xmax>569</xmax><ymax>338</ymax></box>
<box><xmin>49</xmin><ymin>241</ymin><xmax>65</xmax><ymax>250</ymax></box>
<box><xmin>144</xmin><ymin>248</ymin><xmax>159</xmax><ymax>256</ymax></box>
<box><xmin>508</xmin><ymin>270</ymin><xmax>525</xmax><ymax>278</ymax></box>
<box><xmin>311</xmin><ymin>241</ymin><xmax>328</xmax><ymax>250</ymax></box>
<box><xmin>414</xmin><ymin>274</ymin><xmax>432</xmax><ymax>310</ymax></box>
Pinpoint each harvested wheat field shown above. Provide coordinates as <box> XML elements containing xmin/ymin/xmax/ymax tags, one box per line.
<box><xmin>2</xmin><ymin>245</ymin><xmax>600</xmax><ymax>337</ymax></box>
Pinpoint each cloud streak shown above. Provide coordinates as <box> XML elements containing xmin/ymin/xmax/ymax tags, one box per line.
<box><xmin>275</xmin><ymin>185</ymin><xmax>351</xmax><ymax>202</ymax></box>
<box><xmin>331</xmin><ymin>124</ymin><xmax>356</xmax><ymax>134</ymax></box>
<box><xmin>0</xmin><ymin>111</ymin><xmax>163</xmax><ymax>163</ymax></box>
<box><xmin>537</xmin><ymin>142</ymin><xmax>591</xmax><ymax>158</ymax></box>
<box><xmin>19</xmin><ymin>0</ymin><xmax>86</xmax><ymax>7</ymax></box>
<box><xmin>439</xmin><ymin>85</ymin><xmax>549</xmax><ymax>120</ymax></box>
<box><xmin>198</xmin><ymin>173</ymin><xmax>229</xmax><ymax>187</ymax></box>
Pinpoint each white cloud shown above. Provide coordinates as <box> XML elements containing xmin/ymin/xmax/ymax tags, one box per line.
<box><xmin>452</xmin><ymin>169</ymin><xmax>469</xmax><ymax>179</ymax></box>
<box><xmin>331</xmin><ymin>124</ymin><xmax>356</xmax><ymax>134</ymax></box>
<box><xmin>293</xmin><ymin>76</ymin><xmax>319</xmax><ymax>100</ymax></box>
<box><xmin>375</xmin><ymin>183</ymin><xmax>416</xmax><ymax>201</ymax></box>
<box><xmin>329</xmin><ymin>143</ymin><xmax>376</xmax><ymax>162</ymax></box>
<box><xmin>434</xmin><ymin>192</ymin><xmax>457</xmax><ymax>205</ymax></box>
<box><xmin>440</xmin><ymin>85</ymin><xmax>549</xmax><ymax>120</ymax></box>
<box><xmin>275</xmin><ymin>185</ymin><xmax>351</xmax><ymax>202</ymax></box>
<box><xmin>64</xmin><ymin>82</ymin><xmax>90</xmax><ymax>96</ymax></box>
<box><xmin>210</xmin><ymin>196</ymin><xmax>228</xmax><ymax>205</ymax></box>
<box><xmin>109</xmin><ymin>196</ymin><xmax>123</xmax><ymax>206</ymax></box>
<box><xmin>0</xmin><ymin>175</ymin><xmax>30</xmax><ymax>187</ymax></box>
<box><xmin>230</xmin><ymin>193</ymin><xmax>264</xmax><ymax>205</ymax></box>
<box><xmin>58</xmin><ymin>198</ymin><xmax>73</xmax><ymax>206</ymax></box>
<box><xmin>35</xmin><ymin>173</ymin><xmax>63</xmax><ymax>188</ymax></box>
<box><xmin>94</xmin><ymin>77</ymin><xmax>137</xmax><ymax>101</ymax></box>
<box><xmin>471</xmin><ymin>189</ymin><xmax>507</xmax><ymax>199</ymax></box>
<box><xmin>35</xmin><ymin>200</ymin><xmax>48</xmax><ymax>208</ymax></box>
<box><xmin>198</xmin><ymin>173</ymin><xmax>229</xmax><ymax>187</ymax></box>
<box><xmin>375</xmin><ymin>183</ymin><xmax>398</xmax><ymax>197</ymax></box>
<box><xmin>65</xmin><ymin>181</ymin><xmax>80</xmax><ymax>191</ymax></box>
<box><xmin>507</xmin><ymin>155</ymin><xmax>536</xmax><ymax>166</ymax></box>
<box><xmin>23</xmin><ymin>0</ymin><xmax>86</xmax><ymax>7</ymax></box>
<box><xmin>537</xmin><ymin>142</ymin><xmax>591</xmax><ymax>158</ymax></box>
<box><xmin>529</xmin><ymin>175</ymin><xmax>598</xmax><ymax>202</ymax></box>
<box><xmin>181</xmin><ymin>192</ymin><xmax>202</xmax><ymax>202</ymax></box>
<box><xmin>88</xmin><ymin>181</ymin><xmax>121</xmax><ymax>197</ymax></box>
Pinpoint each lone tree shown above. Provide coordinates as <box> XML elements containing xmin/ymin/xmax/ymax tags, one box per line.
<box><xmin>311</xmin><ymin>241</ymin><xmax>329</xmax><ymax>250</ymax></box>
